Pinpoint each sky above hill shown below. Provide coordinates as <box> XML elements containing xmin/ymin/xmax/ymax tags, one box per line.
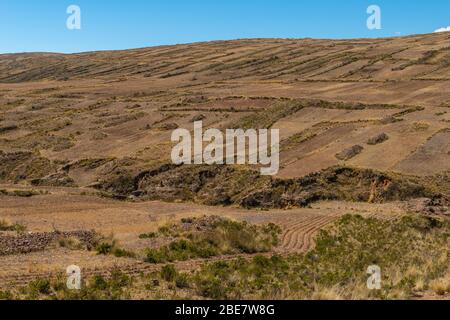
<box><xmin>1</xmin><ymin>0</ymin><xmax>449</xmax><ymax>54</ymax></box>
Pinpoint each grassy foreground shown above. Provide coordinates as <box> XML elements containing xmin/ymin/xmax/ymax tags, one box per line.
<box><xmin>2</xmin><ymin>214</ymin><xmax>450</xmax><ymax>300</ymax></box>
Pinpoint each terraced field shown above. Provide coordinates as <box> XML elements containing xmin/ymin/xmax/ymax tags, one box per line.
<box><xmin>0</xmin><ymin>185</ymin><xmax>408</xmax><ymax>289</ymax></box>
<box><xmin>0</xmin><ymin>32</ymin><xmax>449</xmax><ymax>297</ymax></box>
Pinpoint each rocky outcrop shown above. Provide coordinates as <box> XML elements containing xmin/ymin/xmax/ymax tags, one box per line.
<box><xmin>407</xmin><ymin>196</ymin><xmax>450</xmax><ymax>215</ymax></box>
<box><xmin>95</xmin><ymin>163</ymin><xmax>442</xmax><ymax>210</ymax></box>
<box><xmin>31</xmin><ymin>172</ymin><xmax>76</xmax><ymax>187</ymax></box>
<box><xmin>367</xmin><ymin>133</ymin><xmax>389</xmax><ymax>145</ymax></box>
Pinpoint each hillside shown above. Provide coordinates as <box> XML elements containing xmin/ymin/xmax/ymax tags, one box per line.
<box><xmin>0</xmin><ymin>33</ymin><xmax>449</xmax><ymax>299</ymax></box>
<box><xmin>0</xmin><ymin>33</ymin><xmax>449</xmax><ymax>185</ymax></box>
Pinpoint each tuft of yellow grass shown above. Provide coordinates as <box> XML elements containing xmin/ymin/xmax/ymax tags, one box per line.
<box><xmin>311</xmin><ymin>287</ymin><xmax>343</xmax><ymax>300</ymax></box>
<box><xmin>413</xmin><ymin>277</ymin><xmax>426</xmax><ymax>292</ymax></box>
<box><xmin>430</xmin><ymin>278</ymin><xmax>450</xmax><ymax>296</ymax></box>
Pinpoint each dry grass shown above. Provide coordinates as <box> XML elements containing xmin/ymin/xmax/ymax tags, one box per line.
<box><xmin>5</xmin><ymin>214</ymin><xmax>450</xmax><ymax>300</ymax></box>
<box><xmin>0</xmin><ymin>219</ymin><xmax>26</xmax><ymax>233</ymax></box>
<box><xmin>0</xmin><ymin>32</ymin><xmax>449</xmax><ymax>301</ymax></box>
<box><xmin>429</xmin><ymin>277</ymin><xmax>450</xmax><ymax>296</ymax></box>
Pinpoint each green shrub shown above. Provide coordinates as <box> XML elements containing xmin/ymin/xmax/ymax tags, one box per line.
<box><xmin>187</xmin><ymin>215</ymin><xmax>450</xmax><ymax>300</ymax></box>
<box><xmin>30</xmin><ymin>271</ymin><xmax>133</xmax><ymax>300</ymax></box>
<box><xmin>175</xmin><ymin>273</ymin><xmax>190</xmax><ymax>289</ymax></box>
<box><xmin>0</xmin><ymin>219</ymin><xmax>26</xmax><ymax>233</ymax></box>
<box><xmin>96</xmin><ymin>241</ymin><xmax>114</xmax><ymax>255</ymax></box>
<box><xmin>109</xmin><ymin>271</ymin><xmax>131</xmax><ymax>290</ymax></box>
<box><xmin>196</xmin><ymin>278</ymin><xmax>227</xmax><ymax>299</ymax></box>
<box><xmin>0</xmin><ymin>291</ymin><xmax>13</xmax><ymax>300</ymax></box>
<box><xmin>158</xmin><ymin>226</ymin><xmax>171</xmax><ymax>236</ymax></box>
<box><xmin>145</xmin><ymin>248</ymin><xmax>168</xmax><ymax>263</ymax></box>
<box><xmin>161</xmin><ymin>265</ymin><xmax>177</xmax><ymax>282</ymax></box>
<box><xmin>8</xmin><ymin>214</ymin><xmax>450</xmax><ymax>300</ymax></box>
<box><xmin>139</xmin><ymin>232</ymin><xmax>157</xmax><ymax>239</ymax></box>
<box><xmin>144</xmin><ymin>217</ymin><xmax>281</xmax><ymax>263</ymax></box>
<box><xmin>91</xmin><ymin>276</ymin><xmax>108</xmax><ymax>291</ymax></box>
<box><xmin>113</xmin><ymin>248</ymin><xmax>135</xmax><ymax>258</ymax></box>
<box><xmin>96</xmin><ymin>239</ymin><xmax>135</xmax><ymax>258</ymax></box>
<box><xmin>29</xmin><ymin>279</ymin><xmax>51</xmax><ymax>295</ymax></box>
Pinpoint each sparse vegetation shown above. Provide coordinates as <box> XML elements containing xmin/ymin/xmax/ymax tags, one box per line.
<box><xmin>139</xmin><ymin>232</ymin><xmax>157</xmax><ymax>239</ymax></box>
<box><xmin>6</xmin><ymin>214</ymin><xmax>450</xmax><ymax>300</ymax></box>
<box><xmin>144</xmin><ymin>217</ymin><xmax>281</xmax><ymax>263</ymax></box>
<box><xmin>1</xmin><ymin>33</ymin><xmax>450</xmax><ymax>301</ymax></box>
<box><xmin>0</xmin><ymin>219</ymin><xmax>26</xmax><ymax>233</ymax></box>
<box><xmin>96</xmin><ymin>239</ymin><xmax>136</xmax><ymax>258</ymax></box>
<box><xmin>158</xmin><ymin>214</ymin><xmax>450</xmax><ymax>300</ymax></box>
<box><xmin>16</xmin><ymin>271</ymin><xmax>132</xmax><ymax>300</ymax></box>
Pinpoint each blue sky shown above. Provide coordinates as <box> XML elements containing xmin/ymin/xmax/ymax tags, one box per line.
<box><xmin>0</xmin><ymin>0</ymin><xmax>449</xmax><ymax>54</ymax></box>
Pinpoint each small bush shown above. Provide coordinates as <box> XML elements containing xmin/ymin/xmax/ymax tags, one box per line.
<box><xmin>175</xmin><ymin>273</ymin><xmax>190</xmax><ymax>289</ymax></box>
<box><xmin>96</xmin><ymin>241</ymin><xmax>115</xmax><ymax>255</ymax></box>
<box><xmin>96</xmin><ymin>239</ymin><xmax>135</xmax><ymax>258</ymax></box>
<box><xmin>91</xmin><ymin>276</ymin><xmax>108</xmax><ymax>291</ymax></box>
<box><xmin>161</xmin><ymin>265</ymin><xmax>177</xmax><ymax>282</ymax></box>
<box><xmin>29</xmin><ymin>279</ymin><xmax>51</xmax><ymax>295</ymax></box>
<box><xmin>112</xmin><ymin>248</ymin><xmax>135</xmax><ymax>258</ymax></box>
<box><xmin>186</xmin><ymin>215</ymin><xmax>450</xmax><ymax>300</ymax></box>
<box><xmin>0</xmin><ymin>219</ymin><xmax>26</xmax><ymax>233</ymax></box>
<box><xmin>34</xmin><ymin>271</ymin><xmax>133</xmax><ymax>300</ymax></box>
<box><xmin>139</xmin><ymin>232</ymin><xmax>157</xmax><ymax>239</ymax></box>
<box><xmin>0</xmin><ymin>291</ymin><xmax>13</xmax><ymax>300</ymax></box>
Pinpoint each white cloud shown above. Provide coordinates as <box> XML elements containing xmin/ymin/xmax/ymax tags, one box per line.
<box><xmin>434</xmin><ymin>26</ymin><xmax>450</xmax><ymax>33</ymax></box>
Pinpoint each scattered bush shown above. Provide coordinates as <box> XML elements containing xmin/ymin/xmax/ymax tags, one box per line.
<box><xmin>96</xmin><ymin>239</ymin><xmax>135</xmax><ymax>258</ymax></box>
<box><xmin>144</xmin><ymin>217</ymin><xmax>281</xmax><ymax>263</ymax></box>
<box><xmin>187</xmin><ymin>215</ymin><xmax>450</xmax><ymax>299</ymax></box>
<box><xmin>139</xmin><ymin>232</ymin><xmax>157</xmax><ymax>239</ymax></box>
<box><xmin>5</xmin><ymin>215</ymin><xmax>450</xmax><ymax>300</ymax></box>
<box><xmin>29</xmin><ymin>279</ymin><xmax>51</xmax><ymax>296</ymax></box>
<box><xmin>175</xmin><ymin>273</ymin><xmax>190</xmax><ymax>289</ymax></box>
<box><xmin>19</xmin><ymin>271</ymin><xmax>132</xmax><ymax>300</ymax></box>
<box><xmin>0</xmin><ymin>291</ymin><xmax>13</xmax><ymax>300</ymax></box>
